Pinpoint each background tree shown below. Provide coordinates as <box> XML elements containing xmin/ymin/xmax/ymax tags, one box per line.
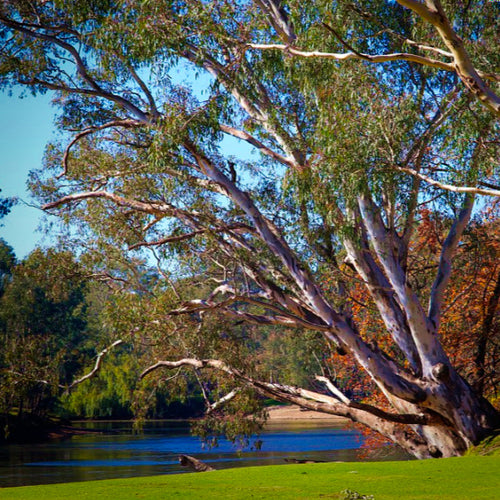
<box><xmin>0</xmin><ymin>239</ymin><xmax>16</xmax><ymax>296</ymax></box>
<box><xmin>0</xmin><ymin>247</ymin><xmax>110</xmax><ymax>439</ymax></box>
<box><xmin>0</xmin><ymin>0</ymin><xmax>498</xmax><ymax>458</ymax></box>
<box><xmin>0</xmin><ymin>189</ymin><xmax>14</xmax><ymax>227</ymax></box>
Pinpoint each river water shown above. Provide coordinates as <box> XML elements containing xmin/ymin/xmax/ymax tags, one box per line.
<box><xmin>0</xmin><ymin>420</ymin><xmax>411</xmax><ymax>487</ymax></box>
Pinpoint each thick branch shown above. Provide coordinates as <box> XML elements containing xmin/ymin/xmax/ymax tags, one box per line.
<box><xmin>141</xmin><ymin>357</ymin><xmax>435</xmax><ymax>458</ymax></box>
<box><xmin>315</xmin><ymin>375</ymin><xmax>351</xmax><ymax>405</ymax></box>
<box><xmin>428</xmin><ymin>194</ymin><xmax>474</xmax><ymax>329</ymax></box>
<box><xmin>396</xmin><ymin>0</ymin><xmax>500</xmax><ymax>115</ymax></box>
<box><xmin>187</xmin><ymin>147</ymin><xmax>427</xmax><ymax>403</ymax></box>
<box><xmin>254</xmin><ymin>0</ymin><xmax>296</xmax><ymax>43</ymax></box>
<box><xmin>343</xmin><ymin>235</ymin><xmax>421</xmax><ymax>373</ymax></box>
<box><xmin>359</xmin><ymin>194</ymin><xmax>448</xmax><ymax>374</ymax></box>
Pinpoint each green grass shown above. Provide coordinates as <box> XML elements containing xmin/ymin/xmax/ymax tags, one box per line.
<box><xmin>1</xmin><ymin>456</ymin><xmax>499</xmax><ymax>499</ymax></box>
<box><xmin>466</xmin><ymin>433</ymin><xmax>500</xmax><ymax>457</ymax></box>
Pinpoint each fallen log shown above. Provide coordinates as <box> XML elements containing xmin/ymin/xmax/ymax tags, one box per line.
<box><xmin>178</xmin><ymin>454</ymin><xmax>215</xmax><ymax>472</ymax></box>
<box><xmin>284</xmin><ymin>458</ymin><xmax>326</xmax><ymax>464</ymax></box>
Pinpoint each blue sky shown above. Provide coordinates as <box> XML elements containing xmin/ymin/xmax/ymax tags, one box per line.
<box><xmin>0</xmin><ymin>90</ymin><xmax>57</xmax><ymax>259</ymax></box>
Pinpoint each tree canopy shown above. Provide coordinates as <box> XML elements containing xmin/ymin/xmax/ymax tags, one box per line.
<box><xmin>0</xmin><ymin>0</ymin><xmax>498</xmax><ymax>458</ymax></box>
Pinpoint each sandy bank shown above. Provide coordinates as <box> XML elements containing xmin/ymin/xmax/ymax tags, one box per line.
<box><xmin>265</xmin><ymin>405</ymin><xmax>348</xmax><ymax>424</ymax></box>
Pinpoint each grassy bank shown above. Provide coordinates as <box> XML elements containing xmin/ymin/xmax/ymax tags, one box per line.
<box><xmin>1</xmin><ymin>456</ymin><xmax>499</xmax><ymax>500</ymax></box>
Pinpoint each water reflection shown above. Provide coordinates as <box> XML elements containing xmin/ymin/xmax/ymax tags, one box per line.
<box><xmin>0</xmin><ymin>420</ymin><xmax>411</xmax><ymax>487</ymax></box>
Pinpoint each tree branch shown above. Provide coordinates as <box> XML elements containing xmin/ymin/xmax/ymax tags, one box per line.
<box><xmin>428</xmin><ymin>194</ymin><xmax>474</xmax><ymax>329</ymax></box>
<box><xmin>141</xmin><ymin>357</ymin><xmax>437</xmax><ymax>458</ymax></box>
<box><xmin>247</xmin><ymin>43</ymin><xmax>499</xmax><ymax>83</ymax></box>
<box><xmin>358</xmin><ymin>194</ymin><xmax>448</xmax><ymax>375</ymax></box>
<box><xmin>168</xmin><ymin>293</ymin><xmax>331</xmax><ymax>333</ymax></box>
<box><xmin>220</xmin><ymin>124</ymin><xmax>295</xmax><ymax>167</ymax></box>
<box><xmin>396</xmin><ymin>0</ymin><xmax>500</xmax><ymax>115</ymax></box>
<box><xmin>128</xmin><ymin>223</ymin><xmax>254</xmax><ymax>251</ymax></box>
<box><xmin>183</xmin><ymin>45</ymin><xmax>305</xmax><ymax>170</ymax></box>
<box><xmin>395</xmin><ymin>165</ymin><xmax>500</xmax><ymax>197</ymax></box>
<box><xmin>186</xmin><ymin>147</ymin><xmax>428</xmax><ymax>403</ymax></box>
<box><xmin>43</xmin><ymin>190</ymin><xmax>191</xmax><ymax>219</ymax></box>
<box><xmin>59</xmin><ymin>119</ymin><xmax>142</xmax><ymax>178</ymax></box>
<box><xmin>66</xmin><ymin>339</ymin><xmax>123</xmax><ymax>391</ymax></box>
<box><xmin>315</xmin><ymin>375</ymin><xmax>351</xmax><ymax>405</ymax></box>
<box><xmin>207</xmin><ymin>388</ymin><xmax>241</xmax><ymax>414</ymax></box>
<box><xmin>254</xmin><ymin>0</ymin><xmax>296</xmax><ymax>43</ymax></box>
<box><xmin>127</xmin><ymin>64</ymin><xmax>160</xmax><ymax>119</ymax></box>
<box><xmin>343</xmin><ymin>232</ymin><xmax>422</xmax><ymax>374</ymax></box>
<box><xmin>0</xmin><ymin>16</ymin><xmax>151</xmax><ymax>121</ymax></box>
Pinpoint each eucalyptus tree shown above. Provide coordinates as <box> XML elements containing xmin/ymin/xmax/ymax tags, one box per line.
<box><xmin>1</xmin><ymin>1</ymin><xmax>498</xmax><ymax>458</ymax></box>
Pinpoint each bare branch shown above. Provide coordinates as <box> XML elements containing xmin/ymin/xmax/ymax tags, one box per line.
<box><xmin>245</xmin><ymin>44</ymin><xmax>499</xmax><ymax>84</ymax></box>
<box><xmin>254</xmin><ymin>0</ymin><xmax>296</xmax><ymax>43</ymax></box>
<box><xmin>395</xmin><ymin>165</ymin><xmax>500</xmax><ymax>197</ymax></box>
<box><xmin>42</xmin><ymin>190</ymin><xmax>193</xmax><ymax>219</ymax></box>
<box><xmin>66</xmin><ymin>339</ymin><xmax>123</xmax><ymax>391</ymax></box>
<box><xmin>348</xmin><ymin>3</ymin><xmax>453</xmax><ymax>59</ymax></box>
<box><xmin>315</xmin><ymin>375</ymin><xmax>351</xmax><ymax>405</ymax></box>
<box><xmin>128</xmin><ymin>223</ymin><xmax>254</xmax><ymax>250</ymax></box>
<box><xmin>168</xmin><ymin>293</ymin><xmax>331</xmax><ymax>332</ymax></box>
<box><xmin>246</xmin><ymin>42</ymin><xmax>499</xmax><ymax>83</ymax></box>
<box><xmin>220</xmin><ymin>124</ymin><xmax>295</xmax><ymax>167</ymax></box>
<box><xmin>207</xmin><ymin>388</ymin><xmax>241</xmax><ymax>414</ymax></box>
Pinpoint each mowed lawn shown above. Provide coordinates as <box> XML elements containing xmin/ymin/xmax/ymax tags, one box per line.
<box><xmin>1</xmin><ymin>456</ymin><xmax>499</xmax><ymax>500</ymax></box>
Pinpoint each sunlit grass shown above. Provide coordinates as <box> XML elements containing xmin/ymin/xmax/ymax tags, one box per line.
<box><xmin>1</xmin><ymin>456</ymin><xmax>499</xmax><ymax>499</ymax></box>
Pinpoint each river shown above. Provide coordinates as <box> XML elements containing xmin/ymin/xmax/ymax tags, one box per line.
<box><xmin>0</xmin><ymin>420</ymin><xmax>412</xmax><ymax>487</ymax></box>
